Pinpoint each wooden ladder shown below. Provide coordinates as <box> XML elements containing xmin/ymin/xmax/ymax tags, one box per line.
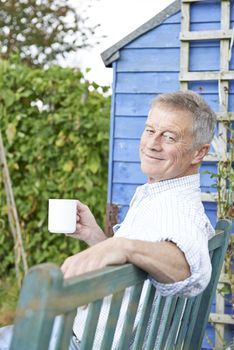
<box><xmin>180</xmin><ymin>0</ymin><xmax>234</xmax><ymax>348</ymax></box>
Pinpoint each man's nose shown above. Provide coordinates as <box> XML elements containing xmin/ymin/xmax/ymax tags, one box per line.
<box><xmin>147</xmin><ymin>133</ymin><xmax>162</xmax><ymax>151</ymax></box>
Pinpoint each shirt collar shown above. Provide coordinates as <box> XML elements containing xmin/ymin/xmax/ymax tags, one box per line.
<box><xmin>139</xmin><ymin>174</ymin><xmax>200</xmax><ymax>196</ymax></box>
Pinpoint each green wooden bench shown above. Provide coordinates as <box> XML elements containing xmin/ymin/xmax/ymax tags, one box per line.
<box><xmin>10</xmin><ymin>219</ymin><xmax>232</xmax><ymax>350</ymax></box>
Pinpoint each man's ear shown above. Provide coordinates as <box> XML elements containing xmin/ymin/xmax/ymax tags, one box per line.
<box><xmin>191</xmin><ymin>144</ymin><xmax>210</xmax><ymax>165</ymax></box>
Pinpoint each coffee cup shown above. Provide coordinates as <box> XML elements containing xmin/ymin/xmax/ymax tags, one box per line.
<box><xmin>48</xmin><ymin>199</ymin><xmax>77</xmax><ymax>234</ymax></box>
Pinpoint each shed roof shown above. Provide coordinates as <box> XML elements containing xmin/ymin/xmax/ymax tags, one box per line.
<box><xmin>101</xmin><ymin>0</ymin><xmax>180</xmax><ymax>67</ymax></box>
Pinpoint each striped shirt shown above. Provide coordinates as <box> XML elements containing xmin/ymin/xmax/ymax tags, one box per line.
<box><xmin>73</xmin><ymin>174</ymin><xmax>214</xmax><ymax>348</ymax></box>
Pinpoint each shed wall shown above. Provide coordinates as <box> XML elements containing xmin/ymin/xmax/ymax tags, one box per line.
<box><xmin>108</xmin><ymin>2</ymin><xmax>234</xmax><ymax>348</ymax></box>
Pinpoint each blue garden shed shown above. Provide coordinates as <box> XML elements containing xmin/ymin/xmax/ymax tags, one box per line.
<box><xmin>101</xmin><ymin>0</ymin><xmax>234</xmax><ymax>348</ymax></box>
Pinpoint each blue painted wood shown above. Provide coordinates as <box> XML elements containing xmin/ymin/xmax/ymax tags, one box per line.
<box><xmin>126</xmin><ymin>24</ymin><xmax>180</xmax><ymax>49</ymax></box>
<box><xmin>229</xmin><ymin>47</ymin><xmax>234</xmax><ymax>70</ymax></box>
<box><xmin>115</xmin><ymin>94</ymin><xmax>152</xmax><ymax>116</ymax></box>
<box><xmin>112</xmin><ymin>184</ymin><xmax>137</xmax><ymax>205</ymax></box>
<box><xmin>163</xmin><ymin>11</ymin><xmax>180</xmax><ymax>24</ymax></box>
<box><xmin>118</xmin><ymin>48</ymin><xmax>221</xmax><ymax>74</ymax></box>
<box><xmin>125</xmin><ymin>19</ymin><xmax>232</xmax><ymax>49</ymax></box>
<box><xmin>203</xmin><ymin>202</ymin><xmax>218</xmax><ymax>230</ymax></box>
<box><xmin>200</xmin><ymin>163</ymin><xmax>218</xmax><ymax>191</ymax></box>
<box><xmin>113</xmin><ymin>139</ymin><xmax>140</xmax><ymax>161</ymax></box>
<box><xmin>116</xmin><ymin>72</ymin><xmax>180</xmax><ymax>93</ymax></box>
<box><xmin>113</xmin><ymin>162</ymin><xmax>146</xmax><ymax>183</ymax></box>
<box><xmin>189</xmin><ymin>81</ymin><xmax>218</xmax><ymax>93</ymax></box>
<box><xmin>202</xmin><ymin>324</ymin><xmax>216</xmax><ymax>349</ymax></box>
<box><xmin>190</xmin><ymin>22</ymin><xmax>220</xmax><ymax>31</ymax></box>
<box><xmin>117</xmin><ymin>48</ymin><xmax>180</xmax><ymax>72</ymax></box>
<box><xmin>117</xmin><ymin>47</ymin><xmax>230</xmax><ymax>80</ymax></box>
<box><xmin>190</xmin><ymin>2</ymin><xmax>221</xmax><ymax>22</ymax></box>
<box><xmin>231</xmin><ymin>3</ymin><xmax>234</xmax><ymax>21</ymax></box>
<box><xmin>118</xmin><ymin>205</ymin><xmax>129</xmax><ymax>222</ymax></box>
<box><xmin>228</xmin><ymin>96</ymin><xmax>234</xmax><ymax>111</ymax></box>
<box><xmin>107</xmin><ymin>62</ymin><xmax>117</xmax><ymax>203</ymax></box>
<box><xmin>190</xmin><ymin>44</ymin><xmax>220</xmax><ymax>71</ymax></box>
<box><xmin>114</xmin><ymin>116</ymin><xmax>145</xmax><ymax>138</ymax></box>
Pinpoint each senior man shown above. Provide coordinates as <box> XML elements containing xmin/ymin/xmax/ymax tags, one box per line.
<box><xmin>61</xmin><ymin>90</ymin><xmax>217</xmax><ymax>350</ymax></box>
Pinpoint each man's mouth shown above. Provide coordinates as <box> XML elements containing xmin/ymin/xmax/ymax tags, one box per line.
<box><xmin>144</xmin><ymin>153</ymin><xmax>164</xmax><ymax>160</ymax></box>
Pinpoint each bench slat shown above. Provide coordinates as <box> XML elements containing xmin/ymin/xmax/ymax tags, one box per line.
<box><xmin>100</xmin><ymin>290</ymin><xmax>125</xmax><ymax>350</ymax></box>
<box><xmin>155</xmin><ymin>296</ymin><xmax>178</xmax><ymax>349</ymax></box>
<box><xmin>58</xmin><ymin>310</ymin><xmax>77</xmax><ymax>350</ymax></box>
<box><xmin>144</xmin><ymin>295</ymin><xmax>165</xmax><ymax>350</ymax></box>
<box><xmin>183</xmin><ymin>293</ymin><xmax>203</xmax><ymax>348</ymax></box>
<box><xmin>164</xmin><ymin>297</ymin><xmax>187</xmax><ymax>349</ymax></box>
<box><xmin>80</xmin><ymin>300</ymin><xmax>103</xmax><ymax>350</ymax></box>
<box><xmin>57</xmin><ymin>265</ymin><xmax>147</xmax><ymax>313</ymax></box>
<box><xmin>118</xmin><ymin>282</ymin><xmax>144</xmax><ymax>349</ymax></box>
<box><xmin>131</xmin><ymin>283</ymin><xmax>156</xmax><ymax>350</ymax></box>
<box><xmin>174</xmin><ymin>298</ymin><xmax>194</xmax><ymax>348</ymax></box>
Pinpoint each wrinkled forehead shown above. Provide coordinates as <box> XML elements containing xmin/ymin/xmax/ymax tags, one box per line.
<box><xmin>146</xmin><ymin>103</ymin><xmax>194</xmax><ymax>135</ymax></box>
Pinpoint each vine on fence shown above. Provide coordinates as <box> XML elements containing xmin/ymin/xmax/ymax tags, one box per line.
<box><xmin>211</xmin><ymin>119</ymin><xmax>234</xmax><ymax>306</ymax></box>
<box><xmin>217</xmin><ymin>124</ymin><xmax>234</xmax><ymax>306</ymax></box>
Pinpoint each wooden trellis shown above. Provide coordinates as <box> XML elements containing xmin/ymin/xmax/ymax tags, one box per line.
<box><xmin>180</xmin><ymin>0</ymin><xmax>234</xmax><ymax>348</ymax></box>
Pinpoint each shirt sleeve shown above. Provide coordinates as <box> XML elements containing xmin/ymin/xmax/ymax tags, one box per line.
<box><xmin>149</xmin><ymin>197</ymin><xmax>213</xmax><ymax>298</ymax></box>
<box><xmin>149</xmin><ymin>232</ymin><xmax>212</xmax><ymax>297</ymax></box>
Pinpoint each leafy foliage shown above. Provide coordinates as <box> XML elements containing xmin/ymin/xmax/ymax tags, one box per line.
<box><xmin>0</xmin><ymin>0</ymin><xmax>98</xmax><ymax>66</ymax></box>
<box><xmin>0</xmin><ymin>276</ymin><xmax>19</xmax><ymax>326</ymax></box>
<box><xmin>0</xmin><ymin>57</ymin><xmax>110</xmax><ymax>277</ymax></box>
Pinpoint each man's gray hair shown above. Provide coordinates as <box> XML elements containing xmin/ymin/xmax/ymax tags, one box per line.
<box><xmin>151</xmin><ymin>90</ymin><xmax>217</xmax><ymax>147</ymax></box>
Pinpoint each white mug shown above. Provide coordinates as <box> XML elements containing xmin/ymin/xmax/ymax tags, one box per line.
<box><xmin>48</xmin><ymin>199</ymin><xmax>77</xmax><ymax>234</ymax></box>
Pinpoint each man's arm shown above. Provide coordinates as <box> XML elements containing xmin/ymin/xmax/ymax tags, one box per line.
<box><xmin>61</xmin><ymin>236</ymin><xmax>191</xmax><ymax>283</ymax></box>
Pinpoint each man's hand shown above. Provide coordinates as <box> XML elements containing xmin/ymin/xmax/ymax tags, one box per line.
<box><xmin>67</xmin><ymin>200</ymin><xmax>107</xmax><ymax>246</ymax></box>
<box><xmin>61</xmin><ymin>237</ymin><xmax>127</xmax><ymax>279</ymax></box>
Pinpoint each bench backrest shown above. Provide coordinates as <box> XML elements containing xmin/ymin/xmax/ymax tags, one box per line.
<box><xmin>10</xmin><ymin>219</ymin><xmax>232</xmax><ymax>350</ymax></box>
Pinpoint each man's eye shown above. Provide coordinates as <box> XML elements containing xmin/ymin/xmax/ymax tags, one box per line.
<box><xmin>163</xmin><ymin>133</ymin><xmax>175</xmax><ymax>142</ymax></box>
<box><xmin>146</xmin><ymin>129</ymin><xmax>154</xmax><ymax>134</ymax></box>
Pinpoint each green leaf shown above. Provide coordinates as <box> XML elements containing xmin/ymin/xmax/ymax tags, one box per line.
<box><xmin>6</xmin><ymin>123</ymin><xmax>17</xmax><ymax>144</ymax></box>
<box><xmin>63</xmin><ymin>160</ymin><xmax>74</xmax><ymax>172</ymax></box>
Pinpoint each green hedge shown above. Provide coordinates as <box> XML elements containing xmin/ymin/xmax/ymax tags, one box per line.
<box><xmin>0</xmin><ymin>57</ymin><xmax>111</xmax><ymax>276</ymax></box>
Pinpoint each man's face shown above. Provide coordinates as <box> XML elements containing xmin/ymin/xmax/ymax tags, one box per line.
<box><xmin>140</xmin><ymin>103</ymin><xmax>199</xmax><ymax>182</ymax></box>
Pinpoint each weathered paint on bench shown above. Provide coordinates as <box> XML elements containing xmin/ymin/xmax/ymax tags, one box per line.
<box><xmin>10</xmin><ymin>219</ymin><xmax>232</xmax><ymax>350</ymax></box>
